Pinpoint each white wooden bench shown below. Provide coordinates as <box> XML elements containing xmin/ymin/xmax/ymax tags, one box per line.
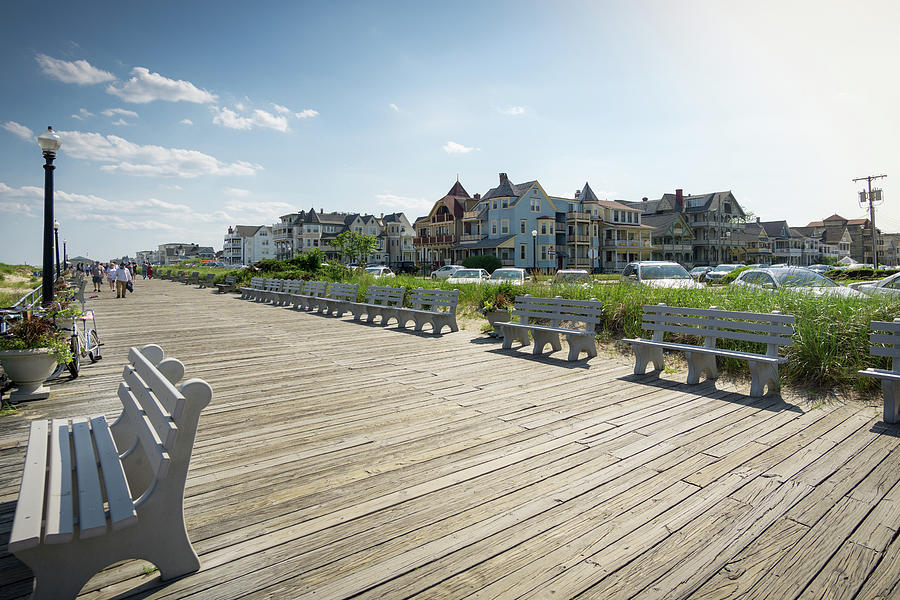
<box><xmin>240</xmin><ymin>276</ymin><xmax>265</xmax><ymax>300</ymax></box>
<box><xmin>321</xmin><ymin>283</ymin><xmax>359</xmax><ymax>317</ymax></box>
<box><xmin>496</xmin><ymin>295</ymin><xmax>602</xmax><ymax>361</ymax></box>
<box><xmin>7</xmin><ymin>344</ymin><xmax>212</xmax><ymax>600</ymax></box>
<box><xmin>396</xmin><ymin>288</ymin><xmax>459</xmax><ymax>335</ymax></box>
<box><xmin>858</xmin><ymin>318</ymin><xmax>900</xmax><ymax>424</ymax></box>
<box><xmin>274</xmin><ymin>279</ymin><xmax>303</xmax><ymax>306</ymax></box>
<box><xmin>258</xmin><ymin>279</ymin><xmax>285</xmax><ymax>303</ymax></box>
<box><xmin>348</xmin><ymin>285</ymin><xmax>406</xmax><ymax>325</ymax></box>
<box><xmin>215</xmin><ymin>275</ymin><xmax>237</xmax><ymax>294</ymax></box>
<box><xmin>290</xmin><ymin>281</ymin><xmax>328</xmax><ymax>311</ymax></box>
<box><xmin>623</xmin><ymin>303</ymin><xmax>795</xmax><ymax>397</ymax></box>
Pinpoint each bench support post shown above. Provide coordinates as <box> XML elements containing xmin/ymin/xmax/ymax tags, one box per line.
<box><xmin>634</xmin><ymin>344</ymin><xmax>664</xmax><ymax>375</ymax></box>
<box><xmin>883</xmin><ymin>380</ymin><xmax>899</xmax><ymax>424</ymax></box>
<box><xmin>565</xmin><ymin>333</ymin><xmax>597</xmax><ymax>361</ymax></box>
<box><xmin>532</xmin><ymin>330</ymin><xmax>562</xmax><ymax>356</ymax></box>
<box><xmin>748</xmin><ymin>359</ymin><xmax>779</xmax><ymax>397</ymax></box>
<box><xmin>685</xmin><ymin>351</ymin><xmax>718</xmax><ymax>385</ymax></box>
<box><xmin>500</xmin><ymin>325</ymin><xmax>530</xmax><ymax>350</ymax></box>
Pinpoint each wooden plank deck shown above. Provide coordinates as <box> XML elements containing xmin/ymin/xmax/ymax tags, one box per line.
<box><xmin>0</xmin><ymin>278</ymin><xmax>898</xmax><ymax>599</ymax></box>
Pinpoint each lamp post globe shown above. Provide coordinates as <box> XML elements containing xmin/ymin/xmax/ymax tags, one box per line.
<box><xmin>531</xmin><ymin>229</ymin><xmax>538</xmax><ymax>274</ymax></box>
<box><xmin>37</xmin><ymin>127</ymin><xmax>61</xmax><ymax>307</ymax></box>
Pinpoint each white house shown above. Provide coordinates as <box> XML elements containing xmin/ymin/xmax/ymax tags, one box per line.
<box><xmin>223</xmin><ymin>225</ymin><xmax>275</xmax><ymax>265</ymax></box>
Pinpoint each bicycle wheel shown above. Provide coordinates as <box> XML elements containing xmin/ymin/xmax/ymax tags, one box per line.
<box><xmin>46</xmin><ymin>362</ymin><xmax>66</xmax><ymax>381</ymax></box>
<box><xmin>67</xmin><ymin>336</ymin><xmax>80</xmax><ymax>379</ymax></box>
<box><xmin>88</xmin><ymin>329</ymin><xmax>102</xmax><ymax>362</ymax></box>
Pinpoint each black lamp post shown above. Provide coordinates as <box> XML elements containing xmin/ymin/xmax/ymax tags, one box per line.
<box><xmin>53</xmin><ymin>220</ymin><xmax>60</xmax><ymax>280</ymax></box>
<box><xmin>37</xmin><ymin>127</ymin><xmax>61</xmax><ymax>307</ymax></box>
<box><xmin>531</xmin><ymin>229</ymin><xmax>538</xmax><ymax>275</ymax></box>
<box><xmin>63</xmin><ymin>239</ymin><xmax>67</xmax><ymax>271</ymax></box>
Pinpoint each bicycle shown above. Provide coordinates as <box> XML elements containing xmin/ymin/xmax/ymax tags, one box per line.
<box><xmin>46</xmin><ymin>290</ymin><xmax>102</xmax><ymax>380</ymax></box>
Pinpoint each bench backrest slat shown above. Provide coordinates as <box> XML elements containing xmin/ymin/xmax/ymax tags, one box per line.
<box><xmin>129</xmin><ymin>347</ymin><xmax>187</xmax><ymax>420</ymax></box>
<box><xmin>329</xmin><ymin>282</ymin><xmax>359</xmax><ymax>301</ymax></box>
<box><xmin>225</xmin><ymin>275</ymin><xmax>235</xmax><ymax>283</ymax></box>
<box><xmin>868</xmin><ymin>320</ymin><xmax>900</xmax><ymax>371</ymax></box>
<box><xmin>89</xmin><ymin>415</ymin><xmax>137</xmax><ymax>528</ymax></box>
<box><xmin>123</xmin><ymin>367</ymin><xmax>179</xmax><ymax>449</ymax></box>
<box><xmin>409</xmin><ymin>288</ymin><xmax>459</xmax><ymax>313</ymax></box>
<box><xmin>283</xmin><ymin>280</ymin><xmax>303</xmax><ymax>294</ymax></box>
<box><xmin>365</xmin><ymin>285</ymin><xmax>406</xmax><ymax>306</ymax></box>
<box><xmin>117</xmin><ymin>383</ymin><xmax>172</xmax><ymax>479</ymax></box>
<box><xmin>642</xmin><ymin>304</ymin><xmax>796</xmax><ymax>325</ymax></box>
<box><xmin>300</xmin><ymin>280</ymin><xmax>328</xmax><ymax>296</ymax></box>
<box><xmin>71</xmin><ymin>417</ymin><xmax>108</xmax><ymax>538</ymax></box>
<box><xmin>511</xmin><ymin>295</ymin><xmax>603</xmax><ymax>333</ymax></box>
<box><xmin>8</xmin><ymin>420</ymin><xmax>51</xmax><ymax>551</ymax></box>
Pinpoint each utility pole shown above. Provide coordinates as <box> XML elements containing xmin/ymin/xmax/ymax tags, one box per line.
<box><xmin>853</xmin><ymin>174</ymin><xmax>887</xmax><ymax>268</ymax></box>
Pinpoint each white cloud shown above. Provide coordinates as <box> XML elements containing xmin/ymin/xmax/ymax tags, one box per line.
<box><xmin>35</xmin><ymin>54</ymin><xmax>115</xmax><ymax>85</ymax></box>
<box><xmin>71</xmin><ymin>108</ymin><xmax>95</xmax><ymax>121</ymax></box>
<box><xmin>180</xmin><ymin>118</ymin><xmax>193</xmax><ymax>126</ymax></box>
<box><xmin>235</xmin><ymin>102</ymin><xmax>245</xmax><ymax>112</ymax></box>
<box><xmin>107</xmin><ymin>67</ymin><xmax>217</xmax><ymax>104</ymax></box>
<box><xmin>389</xmin><ymin>103</ymin><xmax>399</xmax><ymax>113</ymax></box>
<box><xmin>443</xmin><ymin>141</ymin><xmax>477</xmax><ymax>154</ymax></box>
<box><xmin>273</xmin><ymin>104</ymin><xmax>291</xmax><ymax>114</ymax></box>
<box><xmin>222</xmin><ymin>199</ymin><xmax>294</xmax><ymax>221</ymax></box>
<box><xmin>111</xmin><ymin>118</ymin><xmax>129</xmax><ymax>126</ymax></box>
<box><xmin>212</xmin><ymin>106</ymin><xmax>289</xmax><ymax>132</ymax></box>
<box><xmin>375</xmin><ymin>192</ymin><xmax>432</xmax><ymax>214</ymax></box>
<box><xmin>224</xmin><ymin>187</ymin><xmax>252</xmax><ymax>197</ymax></box>
<box><xmin>2</xmin><ymin>121</ymin><xmax>34</xmax><ymax>142</ymax></box>
<box><xmin>295</xmin><ymin>109</ymin><xmax>319</xmax><ymax>119</ymax></box>
<box><xmin>102</xmin><ymin>108</ymin><xmax>139</xmax><ymax>118</ymax></box>
<box><xmin>500</xmin><ymin>106</ymin><xmax>526</xmax><ymax>116</ymax></box>
<box><xmin>56</xmin><ymin>129</ymin><xmax>262</xmax><ymax>178</ymax></box>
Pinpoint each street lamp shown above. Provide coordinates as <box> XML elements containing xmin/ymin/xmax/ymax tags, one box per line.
<box><xmin>63</xmin><ymin>239</ymin><xmax>67</xmax><ymax>271</ymax></box>
<box><xmin>37</xmin><ymin>126</ymin><xmax>61</xmax><ymax>306</ymax></box>
<box><xmin>53</xmin><ymin>220</ymin><xmax>60</xmax><ymax>280</ymax></box>
<box><xmin>531</xmin><ymin>229</ymin><xmax>538</xmax><ymax>275</ymax></box>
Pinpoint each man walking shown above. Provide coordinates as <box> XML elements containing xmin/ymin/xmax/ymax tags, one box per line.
<box><xmin>115</xmin><ymin>263</ymin><xmax>132</xmax><ymax>299</ymax></box>
<box><xmin>90</xmin><ymin>261</ymin><xmax>104</xmax><ymax>292</ymax></box>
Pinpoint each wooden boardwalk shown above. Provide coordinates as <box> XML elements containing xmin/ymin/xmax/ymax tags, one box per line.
<box><xmin>0</xmin><ymin>278</ymin><xmax>898</xmax><ymax>600</ymax></box>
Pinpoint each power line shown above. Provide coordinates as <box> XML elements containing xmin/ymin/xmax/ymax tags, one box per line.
<box><xmin>853</xmin><ymin>174</ymin><xmax>887</xmax><ymax>268</ymax></box>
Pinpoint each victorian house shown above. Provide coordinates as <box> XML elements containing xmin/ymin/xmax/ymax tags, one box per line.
<box><xmin>414</xmin><ymin>181</ymin><xmax>474</xmax><ymax>266</ymax></box>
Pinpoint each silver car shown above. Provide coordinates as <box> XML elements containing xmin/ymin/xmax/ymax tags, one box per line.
<box><xmin>620</xmin><ymin>261</ymin><xmax>703</xmax><ymax>289</ymax></box>
<box><xmin>850</xmin><ymin>271</ymin><xmax>900</xmax><ymax>297</ymax></box>
<box><xmin>446</xmin><ymin>268</ymin><xmax>490</xmax><ymax>284</ymax></box>
<box><xmin>430</xmin><ymin>265</ymin><xmax>464</xmax><ymax>280</ymax></box>
<box><xmin>732</xmin><ymin>267</ymin><xmax>863</xmax><ymax>297</ymax></box>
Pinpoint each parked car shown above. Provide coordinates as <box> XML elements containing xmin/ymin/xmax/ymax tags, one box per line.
<box><xmin>430</xmin><ymin>265</ymin><xmax>464</xmax><ymax>280</ymax></box>
<box><xmin>731</xmin><ymin>267</ymin><xmax>863</xmax><ymax>297</ymax></box>
<box><xmin>704</xmin><ymin>264</ymin><xmax>743</xmax><ymax>283</ymax></box>
<box><xmin>848</xmin><ymin>271</ymin><xmax>900</xmax><ymax>297</ymax></box>
<box><xmin>689</xmin><ymin>266</ymin><xmax>712</xmax><ymax>281</ymax></box>
<box><xmin>447</xmin><ymin>268</ymin><xmax>490</xmax><ymax>284</ymax></box>
<box><xmin>552</xmin><ymin>269</ymin><xmax>592</xmax><ymax>287</ymax></box>
<box><xmin>485</xmin><ymin>268</ymin><xmax>529</xmax><ymax>285</ymax></box>
<box><xmin>806</xmin><ymin>264</ymin><xmax>834</xmax><ymax>275</ymax></box>
<box><xmin>365</xmin><ymin>266</ymin><xmax>394</xmax><ymax>278</ymax></box>
<box><xmin>620</xmin><ymin>261</ymin><xmax>703</xmax><ymax>288</ymax></box>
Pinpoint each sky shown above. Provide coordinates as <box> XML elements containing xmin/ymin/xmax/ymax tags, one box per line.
<box><xmin>1</xmin><ymin>0</ymin><xmax>899</xmax><ymax>264</ymax></box>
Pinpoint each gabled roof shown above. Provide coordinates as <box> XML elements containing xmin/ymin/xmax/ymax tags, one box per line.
<box><xmin>847</xmin><ymin>218</ymin><xmax>869</xmax><ymax>226</ymax></box>
<box><xmin>759</xmin><ymin>220</ymin><xmax>790</xmax><ymax>238</ymax></box>
<box><xmin>640</xmin><ymin>212</ymin><xmax>693</xmax><ymax>238</ymax></box>
<box><xmin>824</xmin><ymin>214</ymin><xmax>846</xmax><ymax>222</ymax></box>
<box><xmin>619</xmin><ymin>199</ymin><xmax>662</xmax><ymax>215</ymax></box>
<box><xmin>657</xmin><ymin>191</ymin><xmax>742</xmax><ymax>216</ymax></box>
<box><xmin>806</xmin><ymin>221</ymin><xmax>825</xmax><ymax>228</ymax></box>
<box><xmin>824</xmin><ymin>227</ymin><xmax>851</xmax><ymax>244</ymax></box>
<box><xmin>445</xmin><ymin>181</ymin><xmax>470</xmax><ymax>199</ymax></box>
<box><xmin>234</xmin><ymin>225</ymin><xmax>263</xmax><ymax>238</ymax></box>
<box><xmin>451</xmin><ymin>233</ymin><xmax>517</xmax><ymax>250</ymax></box>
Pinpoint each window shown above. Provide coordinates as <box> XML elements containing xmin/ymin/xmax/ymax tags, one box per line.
<box><xmin>491</xmin><ymin>220</ymin><xmax>498</xmax><ymax>235</ymax></box>
<box><xmin>520</xmin><ymin>219</ymin><xmax>526</xmax><ymax>234</ymax></box>
<box><xmin>520</xmin><ymin>244</ymin><xmax>526</xmax><ymax>260</ymax></box>
<box><xmin>541</xmin><ymin>222</ymin><xmax>547</xmax><ymax>235</ymax></box>
<box><xmin>549</xmin><ymin>223</ymin><xmax>554</xmax><ymax>235</ymax></box>
<box><xmin>501</xmin><ymin>220</ymin><xmax>509</xmax><ymax>234</ymax></box>
<box><xmin>614</xmin><ymin>210</ymin><xmax>620</xmax><ymax>222</ymax></box>
<box><xmin>531</xmin><ymin>197</ymin><xmax>541</xmax><ymax>211</ymax></box>
<box><xmin>501</xmin><ymin>198</ymin><xmax>508</xmax><ymax>209</ymax></box>
<box><xmin>492</xmin><ymin>200</ymin><xmax>498</xmax><ymax>209</ymax></box>
<box><xmin>541</xmin><ymin>245</ymin><xmax>547</xmax><ymax>260</ymax></box>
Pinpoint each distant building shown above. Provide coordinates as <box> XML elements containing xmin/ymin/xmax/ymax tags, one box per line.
<box><xmin>157</xmin><ymin>243</ymin><xmax>215</xmax><ymax>265</ymax></box>
<box><xmin>222</xmin><ymin>226</ymin><xmax>274</xmax><ymax>266</ymax></box>
<box><xmin>415</xmin><ymin>181</ymin><xmax>474</xmax><ymax>266</ymax></box>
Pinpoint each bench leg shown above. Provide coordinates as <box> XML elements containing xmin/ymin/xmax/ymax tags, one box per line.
<box><xmin>883</xmin><ymin>380</ymin><xmax>899</xmax><ymax>424</ymax></box>
<box><xmin>748</xmin><ymin>360</ymin><xmax>779</xmax><ymax>397</ymax></box>
<box><xmin>434</xmin><ymin>316</ymin><xmax>458</xmax><ymax>335</ymax></box>
<box><xmin>500</xmin><ymin>326</ymin><xmax>530</xmax><ymax>350</ymax></box>
<box><xmin>532</xmin><ymin>330</ymin><xmax>562</xmax><ymax>356</ymax></box>
<box><xmin>685</xmin><ymin>351</ymin><xmax>718</xmax><ymax>385</ymax></box>
<box><xmin>566</xmin><ymin>334</ymin><xmax>597</xmax><ymax>361</ymax></box>
<box><xmin>633</xmin><ymin>344</ymin><xmax>664</xmax><ymax>375</ymax></box>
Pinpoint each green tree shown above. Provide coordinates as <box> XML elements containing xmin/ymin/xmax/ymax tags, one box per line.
<box><xmin>328</xmin><ymin>231</ymin><xmax>381</xmax><ymax>266</ymax></box>
<box><xmin>462</xmin><ymin>254</ymin><xmax>502</xmax><ymax>273</ymax></box>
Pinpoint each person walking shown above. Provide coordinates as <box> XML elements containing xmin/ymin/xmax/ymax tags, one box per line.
<box><xmin>107</xmin><ymin>262</ymin><xmax>117</xmax><ymax>291</ymax></box>
<box><xmin>146</xmin><ymin>263</ymin><xmax>153</xmax><ymax>279</ymax></box>
<box><xmin>90</xmin><ymin>261</ymin><xmax>104</xmax><ymax>292</ymax></box>
<box><xmin>115</xmin><ymin>263</ymin><xmax>132</xmax><ymax>298</ymax></box>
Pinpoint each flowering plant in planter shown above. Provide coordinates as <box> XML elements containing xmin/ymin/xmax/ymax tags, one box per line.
<box><xmin>0</xmin><ymin>315</ymin><xmax>72</xmax><ymax>363</ymax></box>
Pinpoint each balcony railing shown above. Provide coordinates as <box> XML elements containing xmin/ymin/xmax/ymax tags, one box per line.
<box><xmin>462</xmin><ymin>210</ymin><xmax>486</xmax><ymax>220</ymax></box>
<box><xmin>414</xmin><ymin>235</ymin><xmax>454</xmax><ymax>245</ymax></box>
<box><xmin>605</xmin><ymin>239</ymin><xmax>652</xmax><ymax>248</ymax></box>
<box><xmin>654</xmin><ymin>243</ymin><xmax>693</xmax><ymax>252</ymax></box>
<box><xmin>568</xmin><ymin>234</ymin><xmax>591</xmax><ymax>243</ymax></box>
<box><xmin>431</xmin><ymin>214</ymin><xmax>454</xmax><ymax>223</ymax></box>
<box><xmin>460</xmin><ymin>233</ymin><xmax>486</xmax><ymax>243</ymax></box>
<box><xmin>566</xmin><ymin>211</ymin><xmax>591</xmax><ymax>221</ymax></box>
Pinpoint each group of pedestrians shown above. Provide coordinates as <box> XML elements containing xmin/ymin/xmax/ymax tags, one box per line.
<box><xmin>87</xmin><ymin>261</ymin><xmax>138</xmax><ymax>298</ymax></box>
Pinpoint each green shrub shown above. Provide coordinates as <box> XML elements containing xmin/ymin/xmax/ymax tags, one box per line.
<box><xmin>287</xmin><ymin>250</ymin><xmax>323</xmax><ymax>272</ymax></box>
<box><xmin>462</xmin><ymin>254</ymin><xmax>502</xmax><ymax>273</ymax></box>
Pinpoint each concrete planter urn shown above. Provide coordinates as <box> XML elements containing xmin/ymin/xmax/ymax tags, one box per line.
<box><xmin>483</xmin><ymin>309</ymin><xmax>510</xmax><ymax>338</ymax></box>
<box><xmin>0</xmin><ymin>348</ymin><xmax>58</xmax><ymax>401</ymax></box>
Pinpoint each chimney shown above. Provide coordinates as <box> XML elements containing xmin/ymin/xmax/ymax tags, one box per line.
<box><xmin>756</xmin><ymin>216</ymin><xmax>760</xmax><ymax>224</ymax></box>
<box><xmin>474</xmin><ymin>193</ymin><xmax>480</xmax><ymax>200</ymax></box>
<box><xmin>320</xmin><ymin>208</ymin><xmax>323</xmax><ymax>214</ymax></box>
<box><xmin>574</xmin><ymin>190</ymin><xmax>581</xmax><ymax>199</ymax></box>
<box><xmin>380</xmin><ymin>212</ymin><xmax>383</xmax><ymax>219</ymax></box>
<box><xmin>675</xmin><ymin>189</ymin><xmax>684</xmax><ymax>213</ymax></box>
<box><xmin>499</xmin><ymin>172</ymin><xmax>508</xmax><ymax>184</ymax></box>
<box><xmin>642</xmin><ymin>197</ymin><xmax>648</xmax><ymax>203</ymax></box>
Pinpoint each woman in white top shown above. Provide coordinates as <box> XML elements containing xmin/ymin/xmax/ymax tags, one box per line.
<box><xmin>107</xmin><ymin>262</ymin><xmax>117</xmax><ymax>291</ymax></box>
